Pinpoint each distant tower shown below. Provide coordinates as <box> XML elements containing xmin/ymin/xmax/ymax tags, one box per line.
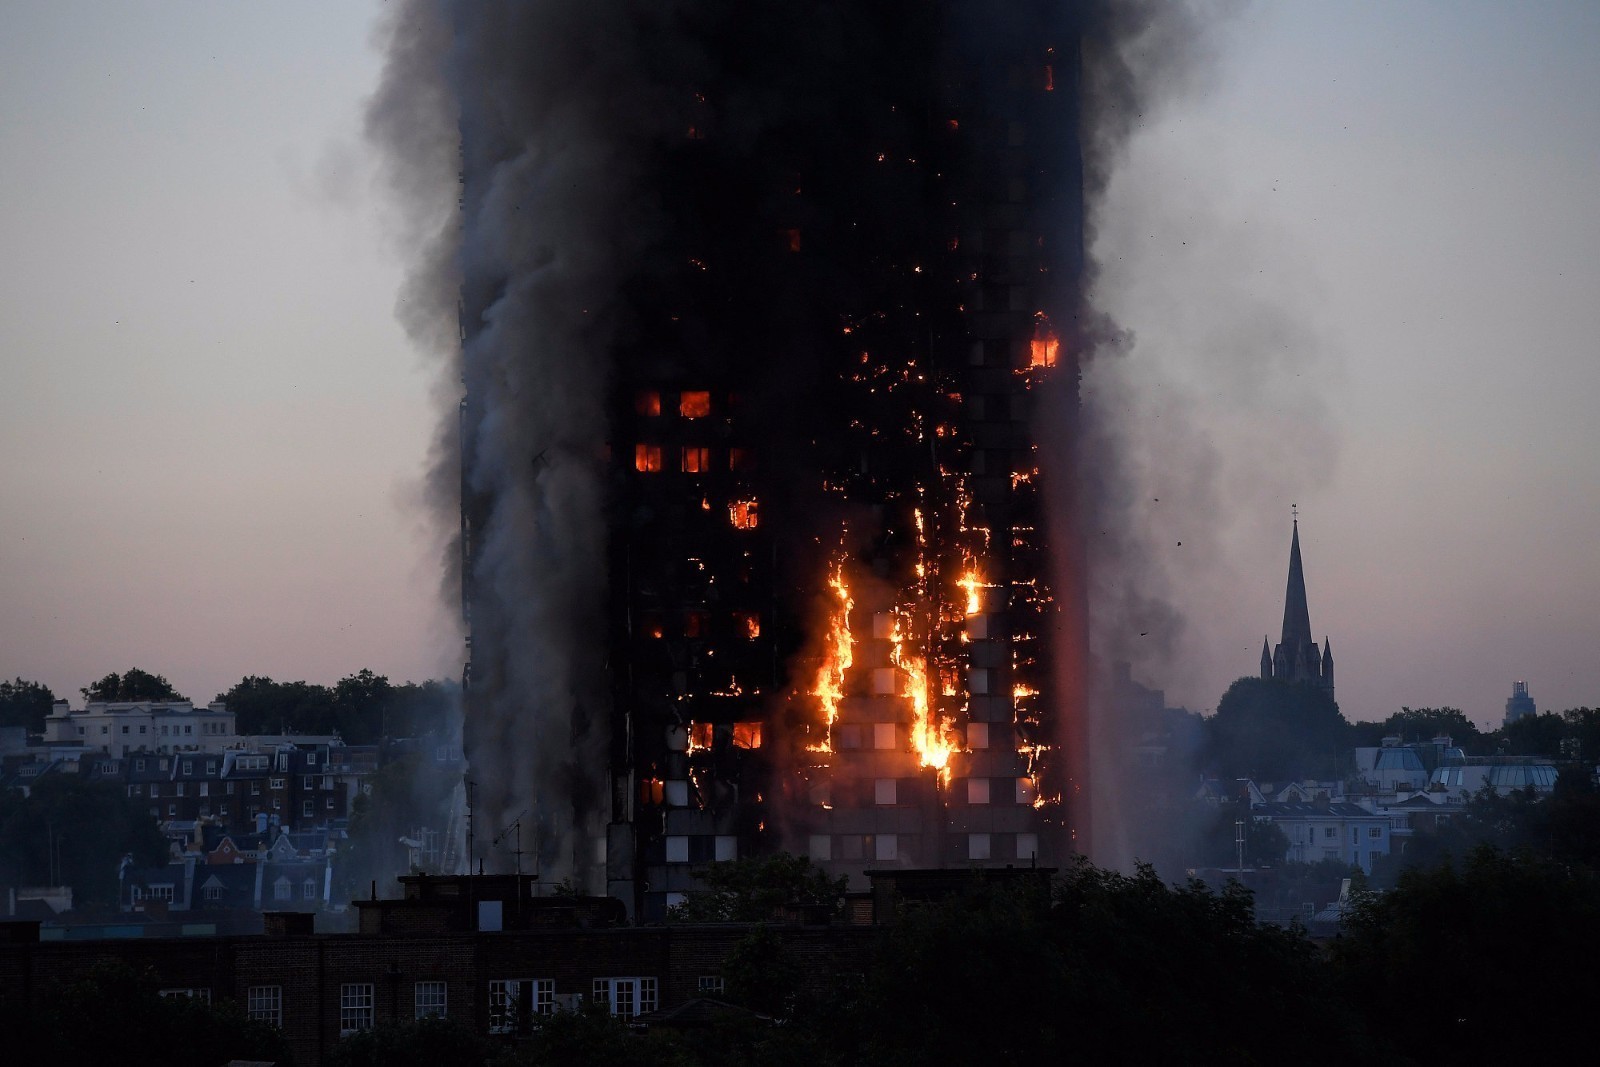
<box><xmin>1503</xmin><ymin>680</ymin><xmax>1536</xmax><ymax>726</ymax></box>
<box><xmin>1259</xmin><ymin>518</ymin><xmax>1335</xmax><ymax>701</ymax></box>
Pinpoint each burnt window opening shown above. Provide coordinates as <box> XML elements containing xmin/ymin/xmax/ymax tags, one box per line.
<box><xmin>679</xmin><ymin>391</ymin><xmax>712</xmax><ymax>418</ymax></box>
<box><xmin>636</xmin><ymin>390</ymin><xmax>661</xmax><ymax>417</ymax></box>
<box><xmin>784</xmin><ymin>228</ymin><xmax>802</xmax><ymax>252</ymax></box>
<box><xmin>733</xmin><ymin>611</ymin><xmax>760</xmax><ymax>639</ymax></box>
<box><xmin>640</xmin><ymin>614</ymin><xmax>665</xmax><ymax>640</ymax></box>
<box><xmin>728</xmin><ymin>499</ymin><xmax>758</xmax><ymax>529</ymax></box>
<box><xmin>635</xmin><ymin>444</ymin><xmax>663</xmax><ymax>472</ymax></box>
<box><xmin>731</xmin><ymin>722</ymin><xmax>762</xmax><ymax>750</ymax></box>
<box><xmin>681</xmin><ymin>446</ymin><xmax>711</xmax><ymax>474</ymax></box>
<box><xmin>728</xmin><ymin>447</ymin><xmax>756</xmax><ymax>472</ymax></box>
<box><xmin>683</xmin><ymin>610</ymin><xmax>711</xmax><ymax>638</ymax></box>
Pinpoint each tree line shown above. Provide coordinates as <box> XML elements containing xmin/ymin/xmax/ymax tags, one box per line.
<box><xmin>0</xmin><ymin>669</ymin><xmax>458</xmax><ymax>745</ymax></box>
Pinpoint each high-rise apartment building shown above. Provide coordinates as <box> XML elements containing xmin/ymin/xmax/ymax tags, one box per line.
<box><xmin>458</xmin><ymin>3</ymin><xmax>1087</xmax><ymax>920</ymax></box>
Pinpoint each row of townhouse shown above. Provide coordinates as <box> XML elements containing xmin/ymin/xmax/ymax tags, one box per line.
<box><xmin>121</xmin><ymin>826</ymin><xmax>338</xmax><ymax>916</ymax></box>
<box><xmin>95</xmin><ymin>743</ymin><xmax>370</xmax><ymax>839</ymax></box>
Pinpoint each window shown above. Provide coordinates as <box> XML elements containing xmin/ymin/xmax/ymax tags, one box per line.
<box><xmin>139</xmin><ymin>726</ymin><xmax>147</xmax><ymax>734</ymax></box>
<box><xmin>733</xmin><ymin>610</ymin><xmax>761</xmax><ymax>637</ymax></box>
<box><xmin>101</xmin><ymin>725</ymin><xmax>108</xmax><ymax>734</ymax></box>
<box><xmin>414</xmin><ymin>981</ymin><xmax>447</xmax><ymax>1019</ymax></box>
<box><xmin>731</xmin><ymin>722</ymin><xmax>762</xmax><ymax>749</ymax></box>
<box><xmin>252</xmin><ymin>782</ymin><xmax>262</xmax><ymax>795</ymax></box>
<box><xmin>326</xmin><ymin>797</ymin><xmax>335</xmax><ymax>810</ymax></box>
<box><xmin>205</xmin><ymin>884</ymin><xmax>223</xmax><ymax>902</ymax></box>
<box><xmin>665</xmin><ymin>836</ymin><xmax>689</xmax><ymax>863</ymax></box>
<box><xmin>122</xmin><ymin>725</ymin><xmax>129</xmax><ymax>734</ymax></box>
<box><xmin>175</xmin><ymin>782</ymin><xmax>185</xmax><ymax>797</ymax></box>
<box><xmin>303</xmin><ymin>879</ymin><xmax>317</xmax><ymax>901</ymax></box>
<box><xmin>635</xmin><ymin>389</ymin><xmax>661</xmax><ymax>417</ymax></box>
<box><xmin>128</xmin><ymin>785</ymin><xmax>140</xmax><ymax>798</ymax></box>
<box><xmin>303</xmin><ymin>800</ymin><xmax>316</xmax><ymax>817</ymax></box>
<box><xmin>306</xmin><ymin>752</ymin><xmax>317</xmax><ymax>766</ymax></box>
<box><xmin>206</xmin><ymin>760</ymin><xmax>217</xmax><ymax>773</ymax></box>
<box><xmin>728</xmin><ymin>500</ymin><xmax>759</xmax><ymax>529</ymax></box>
<box><xmin>634</xmin><ymin>444</ymin><xmax>663</xmax><ymax>472</ymax></box>
<box><xmin>680</xmin><ymin>446</ymin><xmax>711</xmax><ymax>473</ymax></box>
<box><xmin>199</xmin><ymin>782</ymin><xmax>208</xmax><ymax>797</ymax></box>
<box><xmin>1368</xmin><ymin>826</ymin><xmax>1382</xmax><ymax>839</ymax></box>
<box><xmin>185</xmin><ymin>725</ymin><xmax>192</xmax><ymax>735</ymax></box>
<box><xmin>679</xmin><ymin>390</ymin><xmax>711</xmax><ymax>418</ymax></box>
<box><xmin>873</xmin><ymin>723</ymin><xmax>897</xmax><ymax>750</ymax></box>
<box><xmin>340</xmin><ymin>983</ymin><xmax>374</xmax><ymax>1035</ymax></box>
<box><xmin>489</xmin><ymin>979</ymin><xmax>554</xmax><ymax>1033</ymax></box>
<box><xmin>167</xmin><ymin>804</ymin><xmax>176</xmax><ymax>817</ymax></box>
<box><xmin>967</xmin><ymin>778</ymin><xmax>990</xmax><ymax>805</ymax></box>
<box><xmin>148</xmin><ymin>884</ymin><xmax>175</xmax><ymax>902</ymax></box>
<box><xmin>697</xmin><ymin>976</ymin><xmax>725</xmax><ymax>996</ymax></box>
<box><xmin>183</xmin><ymin>761</ymin><xmax>193</xmax><ymax>774</ymax></box>
<box><xmin>593</xmin><ymin>977</ymin><xmax>657</xmax><ymax>1017</ymax></box>
<box><xmin>269</xmin><ymin>777</ymin><xmax>285</xmax><ymax>790</ymax></box>
<box><xmin>136</xmin><ymin>758</ymin><xmax>146</xmax><ymax>770</ymax></box>
<box><xmin>160</xmin><ymin>988</ymin><xmax>211</xmax><ymax>1004</ymax></box>
<box><xmin>247</xmin><ymin>985</ymin><xmax>282</xmax><ymax>1026</ymax></box>
<box><xmin>969</xmin><ymin>833</ymin><xmax>992</xmax><ymax>860</ymax></box>
<box><xmin>226</xmin><ymin>782</ymin><xmax>234</xmax><ymax>794</ymax></box>
<box><xmin>219</xmin><ymin>803</ymin><xmax>228</xmax><ymax>816</ymax></box>
<box><xmin>874</xmin><ymin>779</ymin><xmax>897</xmax><ymax>806</ymax></box>
<box><xmin>303</xmin><ymin>776</ymin><xmax>315</xmax><ymax>789</ymax></box>
<box><xmin>275</xmin><ymin>879</ymin><xmax>292</xmax><ymax>901</ymax></box>
<box><xmin>1324</xmin><ymin>827</ymin><xmax>1336</xmax><ymax>839</ymax></box>
<box><xmin>968</xmin><ymin>723</ymin><xmax>990</xmax><ymax>749</ymax></box>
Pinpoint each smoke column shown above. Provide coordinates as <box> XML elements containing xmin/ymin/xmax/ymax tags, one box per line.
<box><xmin>369</xmin><ymin>0</ymin><xmax>1274</xmax><ymax>886</ymax></box>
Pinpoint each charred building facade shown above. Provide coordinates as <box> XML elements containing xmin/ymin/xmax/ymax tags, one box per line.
<box><xmin>455</xmin><ymin>4</ymin><xmax>1087</xmax><ymax>920</ymax></box>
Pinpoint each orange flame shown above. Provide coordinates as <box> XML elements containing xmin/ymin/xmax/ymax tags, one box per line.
<box><xmin>808</xmin><ymin>561</ymin><xmax>853</xmax><ymax>752</ymax></box>
<box><xmin>956</xmin><ymin>567</ymin><xmax>984</xmax><ymax>616</ymax></box>
<box><xmin>1029</xmin><ymin>312</ymin><xmax>1060</xmax><ymax>369</ymax></box>
<box><xmin>889</xmin><ymin>614</ymin><xmax>958</xmax><ymax>782</ymax></box>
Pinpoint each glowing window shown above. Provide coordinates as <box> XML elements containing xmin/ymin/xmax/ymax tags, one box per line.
<box><xmin>689</xmin><ymin>723</ymin><xmax>715</xmax><ymax>751</ymax></box>
<box><xmin>635</xmin><ymin>390</ymin><xmax>661</xmax><ymax>416</ymax></box>
<box><xmin>640</xmin><ymin>614</ymin><xmax>665</xmax><ymax>639</ymax></box>
<box><xmin>733</xmin><ymin>612</ymin><xmax>760</xmax><ymax>639</ymax></box>
<box><xmin>679</xmin><ymin>391</ymin><xmax>712</xmax><ymax>418</ymax></box>
<box><xmin>728</xmin><ymin>499</ymin><xmax>759</xmax><ymax>529</ymax></box>
<box><xmin>684</xmin><ymin>610</ymin><xmax>710</xmax><ymax>638</ymax></box>
<box><xmin>785</xmin><ymin>228</ymin><xmax>802</xmax><ymax>252</ymax></box>
<box><xmin>731</xmin><ymin>722</ymin><xmax>762</xmax><ymax>750</ymax></box>
<box><xmin>634</xmin><ymin>444</ymin><xmax>663</xmax><ymax>472</ymax></box>
<box><xmin>967</xmin><ymin>723</ymin><xmax>990</xmax><ymax>750</ymax></box>
<box><xmin>681</xmin><ymin>446</ymin><xmax>711</xmax><ymax>473</ymax></box>
<box><xmin>967</xmin><ymin>778</ymin><xmax>991</xmax><ymax>805</ymax></box>
<box><xmin>873</xmin><ymin>723</ymin><xmax>897</xmax><ymax>750</ymax></box>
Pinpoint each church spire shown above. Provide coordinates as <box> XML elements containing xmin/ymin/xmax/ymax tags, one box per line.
<box><xmin>1281</xmin><ymin>519</ymin><xmax>1313</xmax><ymax>651</ymax></box>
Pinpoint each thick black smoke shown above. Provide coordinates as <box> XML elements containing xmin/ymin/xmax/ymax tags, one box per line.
<box><xmin>368</xmin><ymin>0</ymin><xmax>1276</xmax><ymax>883</ymax></box>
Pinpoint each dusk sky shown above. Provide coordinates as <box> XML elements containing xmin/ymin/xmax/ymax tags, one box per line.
<box><xmin>2</xmin><ymin>1</ymin><xmax>1596</xmax><ymax>732</ymax></box>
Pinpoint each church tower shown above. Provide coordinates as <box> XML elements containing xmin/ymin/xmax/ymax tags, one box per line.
<box><xmin>1259</xmin><ymin>519</ymin><xmax>1335</xmax><ymax>700</ymax></box>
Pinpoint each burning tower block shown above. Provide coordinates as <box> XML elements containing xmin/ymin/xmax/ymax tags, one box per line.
<box><xmin>456</xmin><ymin>3</ymin><xmax>1086</xmax><ymax>919</ymax></box>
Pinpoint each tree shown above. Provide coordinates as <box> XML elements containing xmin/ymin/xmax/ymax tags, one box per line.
<box><xmin>80</xmin><ymin>668</ymin><xmax>185</xmax><ymax>703</ymax></box>
<box><xmin>325</xmin><ymin>1015</ymin><xmax>496</xmax><ymax>1067</ymax></box>
<box><xmin>667</xmin><ymin>853</ymin><xmax>846</xmax><ymax>923</ymax></box>
<box><xmin>334</xmin><ymin>669</ymin><xmax>393</xmax><ymax>744</ymax></box>
<box><xmin>1333</xmin><ymin>846</ymin><xmax>1600</xmax><ymax>1060</ymax></box>
<box><xmin>215</xmin><ymin>675</ymin><xmax>337</xmax><ymax>736</ymax></box>
<box><xmin>0</xmin><ymin>677</ymin><xmax>55</xmax><ymax>733</ymax></box>
<box><xmin>1204</xmin><ymin>676</ymin><xmax>1351</xmax><ymax>782</ymax></box>
<box><xmin>1496</xmin><ymin>710</ymin><xmax>1566</xmax><ymax>757</ymax></box>
<box><xmin>1384</xmin><ymin>706</ymin><xmax>1483</xmax><ymax>751</ymax></box>
<box><xmin>1200</xmin><ymin>806</ymin><xmax>1289</xmax><ymax>869</ymax></box>
<box><xmin>334</xmin><ymin>752</ymin><xmax>461</xmax><ymax>902</ymax></box>
<box><xmin>0</xmin><ymin>774</ymin><xmax>166</xmax><ymax>905</ymax></box>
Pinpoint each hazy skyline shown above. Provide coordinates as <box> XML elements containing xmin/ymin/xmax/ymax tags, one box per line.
<box><xmin>2</xmin><ymin>1</ymin><xmax>1597</xmax><ymax>731</ymax></box>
